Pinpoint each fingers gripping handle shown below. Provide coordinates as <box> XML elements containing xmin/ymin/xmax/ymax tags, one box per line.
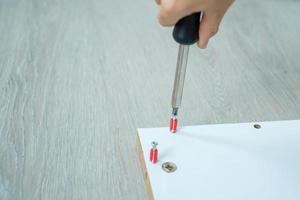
<box><xmin>172</xmin><ymin>12</ymin><xmax>201</xmax><ymax>45</ymax></box>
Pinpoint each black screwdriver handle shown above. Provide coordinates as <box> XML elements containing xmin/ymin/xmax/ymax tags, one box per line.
<box><xmin>172</xmin><ymin>12</ymin><xmax>201</xmax><ymax>45</ymax></box>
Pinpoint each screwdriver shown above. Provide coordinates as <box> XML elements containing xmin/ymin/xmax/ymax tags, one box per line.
<box><xmin>169</xmin><ymin>12</ymin><xmax>201</xmax><ymax>133</ymax></box>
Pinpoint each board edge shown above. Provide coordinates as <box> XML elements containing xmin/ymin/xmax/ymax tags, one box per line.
<box><xmin>136</xmin><ymin>134</ymin><xmax>154</xmax><ymax>200</ymax></box>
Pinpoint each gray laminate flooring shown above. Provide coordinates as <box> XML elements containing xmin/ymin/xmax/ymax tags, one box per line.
<box><xmin>1</xmin><ymin>0</ymin><xmax>300</xmax><ymax>199</ymax></box>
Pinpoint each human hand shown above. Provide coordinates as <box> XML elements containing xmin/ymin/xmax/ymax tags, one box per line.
<box><xmin>155</xmin><ymin>0</ymin><xmax>234</xmax><ymax>48</ymax></box>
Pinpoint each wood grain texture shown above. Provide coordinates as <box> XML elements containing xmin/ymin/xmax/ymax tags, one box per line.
<box><xmin>0</xmin><ymin>0</ymin><xmax>300</xmax><ymax>199</ymax></box>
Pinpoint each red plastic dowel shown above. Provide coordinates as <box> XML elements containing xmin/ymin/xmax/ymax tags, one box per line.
<box><xmin>169</xmin><ymin>118</ymin><xmax>174</xmax><ymax>131</ymax></box>
<box><xmin>153</xmin><ymin>149</ymin><xmax>158</xmax><ymax>163</ymax></box>
<box><xmin>150</xmin><ymin>148</ymin><xmax>154</xmax><ymax>161</ymax></box>
<box><xmin>172</xmin><ymin>118</ymin><xmax>178</xmax><ymax>133</ymax></box>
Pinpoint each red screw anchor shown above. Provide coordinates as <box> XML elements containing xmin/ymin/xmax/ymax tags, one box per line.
<box><xmin>170</xmin><ymin>116</ymin><xmax>178</xmax><ymax>133</ymax></box>
<box><xmin>149</xmin><ymin>141</ymin><xmax>158</xmax><ymax>164</ymax></box>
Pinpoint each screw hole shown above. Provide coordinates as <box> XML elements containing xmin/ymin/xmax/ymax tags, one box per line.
<box><xmin>254</xmin><ymin>124</ymin><xmax>261</xmax><ymax>129</ymax></box>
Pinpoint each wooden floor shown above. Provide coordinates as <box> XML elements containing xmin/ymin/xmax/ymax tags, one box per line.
<box><xmin>0</xmin><ymin>0</ymin><xmax>300</xmax><ymax>199</ymax></box>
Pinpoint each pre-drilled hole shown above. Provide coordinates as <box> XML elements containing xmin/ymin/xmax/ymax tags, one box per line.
<box><xmin>254</xmin><ymin>124</ymin><xmax>261</xmax><ymax>129</ymax></box>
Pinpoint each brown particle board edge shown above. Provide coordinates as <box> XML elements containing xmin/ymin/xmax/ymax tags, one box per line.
<box><xmin>136</xmin><ymin>135</ymin><xmax>154</xmax><ymax>200</ymax></box>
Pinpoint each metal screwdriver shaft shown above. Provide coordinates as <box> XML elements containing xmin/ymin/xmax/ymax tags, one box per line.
<box><xmin>172</xmin><ymin>45</ymin><xmax>189</xmax><ymax>111</ymax></box>
<box><xmin>169</xmin><ymin>12</ymin><xmax>201</xmax><ymax>133</ymax></box>
<box><xmin>170</xmin><ymin>45</ymin><xmax>189</xmax><ymax>133</ymax></box>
